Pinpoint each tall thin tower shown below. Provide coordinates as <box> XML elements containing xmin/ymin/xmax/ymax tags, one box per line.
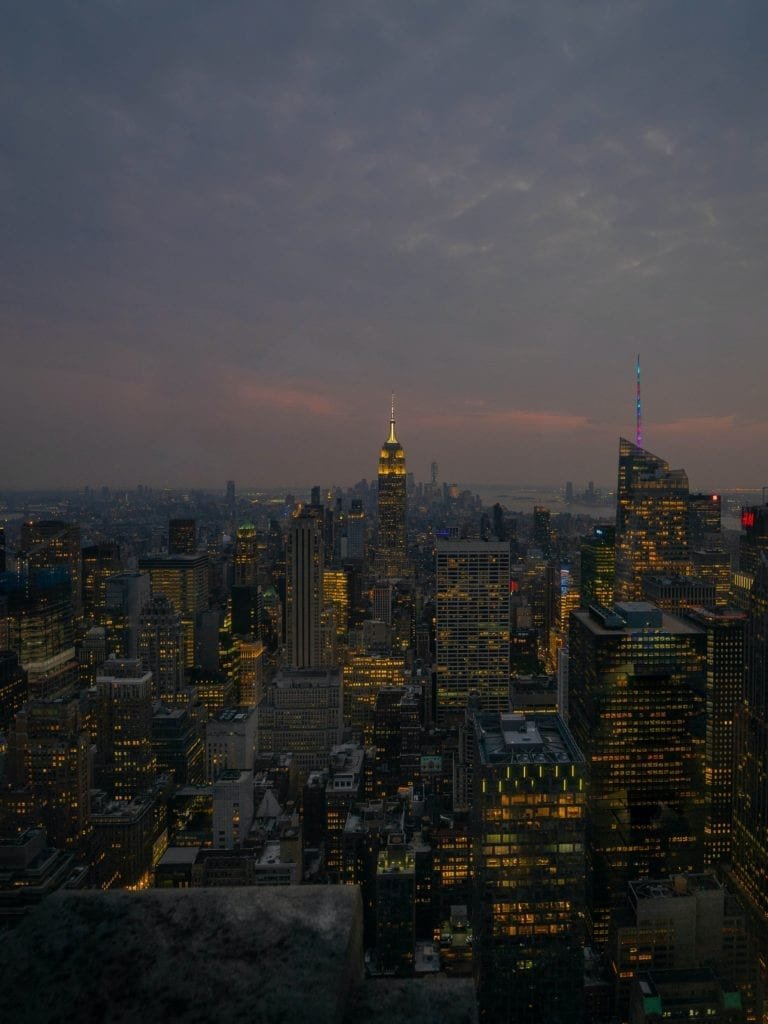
<box><xmin>635</xmin><ymin>353</ymin><xmax>643</xmax><ymax>449</ymax></box>
<box><xmin>377</xmin><ymin>395</ymin><xmax>407</xmax><ymax>577</ymax></box>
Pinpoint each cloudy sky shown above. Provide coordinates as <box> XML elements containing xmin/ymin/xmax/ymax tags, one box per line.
<box><xmin>3</xmin><ymin>1</ymin><xmax>767</xmax><ymax>490</ymax></box>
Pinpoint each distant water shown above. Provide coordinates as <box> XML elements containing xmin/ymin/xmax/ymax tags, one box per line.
<box><xmin>467</xmin><ymin>484</ymin><xmax>615</xmax><ymax>518</ymax></box>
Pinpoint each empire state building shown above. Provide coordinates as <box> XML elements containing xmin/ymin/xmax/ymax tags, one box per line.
<box><xmin>377</xmin><ymin>399</ymin><xmax>407</xmax><ymax>578</ymax></box>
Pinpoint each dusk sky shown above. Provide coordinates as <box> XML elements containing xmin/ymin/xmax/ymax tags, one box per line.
<box><xmin>3</xmin><ymin>1</ymin><xmax>768</xmax><ymax>491</ymax></box>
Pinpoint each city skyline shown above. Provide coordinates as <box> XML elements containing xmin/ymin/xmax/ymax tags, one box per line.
<box><xmin>4</xmin><ymin>2</ymin><xmax>768</xmax><ymax>489</ymax></box>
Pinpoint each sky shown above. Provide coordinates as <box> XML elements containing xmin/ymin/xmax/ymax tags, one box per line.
<box><xmin>3</xmin><ymin>1</ymin><xmax>768</xmax><ymax>491</ymax></box>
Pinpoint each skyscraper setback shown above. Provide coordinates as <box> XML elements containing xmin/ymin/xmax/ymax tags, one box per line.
<box><xmin>377</xmin><ymin>399</ymin><xmax>407</xmax><ymax>578</ymax></box>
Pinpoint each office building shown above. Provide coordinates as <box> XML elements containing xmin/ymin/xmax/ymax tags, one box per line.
<box><xmin>0</xmin><ymin>649</ymin><xmax>27</xmax><ymax>732</ymax></box>
<box><xmin>343</xmin><ymin>653</ymin><xmax>405</xmax><ymax>740</ymax></box>
<box><xmin>472</xmin><ymin>711</ymin><xmax>586</xmax><ymax>1024</ymax></box>
<box><xmin>0</xmin><ymin>568</ymin><xmax>77</xmax><ymax>700</ymax></box>
<box><xmin>138</xmin><ymin>594</ymin><xmax>186</xmax><ymax>698</ymax></box>
<box><xmin>642</xmin><ymin>574</ymin><xmax>715</xmax><ymax>615</ymax></box>
<box><xmin>435</xmin><ymin>539</ymin><xmax>510</xmax><ymax>717</ymax></box>
<box><xmin>256</xmin><ymin>667</ymin><xmax>343</xmax><ymax>778</ymax></box>
<box><xmin>233</xmin><ymin>523</ymin><xmax>258</xmax><ymax>587</ymax></box>
<box><xmin>95</xmin><ymin>657</ymin><xmax>156</xmax><ymax>802</ymax></box>
<box><xmin>6</xmin><ymin>696</ymin><xmax>92</xmax><ymax>852</ymax></box>
<box><xmin>346</xmin><ymin>499</ymin><xmax>366</xmax><ymax>562</ymax></box>
<box><xmin>581</xmin><ymin>524</ymin><xmax>616</xmax><ymax>606</ymax></box>
<box><xmin>81</xmin><ymin>542</ymin><xmax>121</xmax><ymax>625</ymax></box>
<box><xmin>683</xmin><ymin>607</ymin><xmax>747</xmax><ymax>867</ymax></box>
<box><xmin>151</xmin><ymin>702</ymin><xmax>204</xmax><ymax>785</ymax></box>
<box><xmin>205</xmin><ymin>706</ymin><xmax>257</xmax><ymax>782</ymax></box>
<box><xmin>738</xmin><ymin>505</ymin><xmax>768</xmax><ymax>575</ymax></box>
<box><xmin>138</xmin><ymin>554</ymin><xmax>209</xmax><ymax>668</ymax></box>
<box><xmin>608</xmin><ymin>874</ymin><xmax>752</xmax><ymax>1021</ymax></box>
<box><xmin>615</xmin><ymin>439</ymin><xmax>690</xmax><ymax>600</ymax></box>
<box><xmin>104</xmin><ymin>572</ymin><xmax>151</xmax><ymax>658</ymax></box>
<box><xmin>569</xmin><ymin>602</ymin><xmax>706</xmax><ymax>944</ymax></box>
<box><xmin>731</xmin><ymin>556</ymin><xmax>768</xmax><ymax>998</ymax></box>
<box><xmin>532</xmin><ymin>505</ymin><xmax>552</xmax><ymax>558</ymax></box>
<box><xmin>90</xmin><ymin>780</ymin><xmax>169</xmax><ymax>889</ymax></box>
<box><xmin>168</xmin><ymin>518</ymin><xmax>197</xmax><ymax>556</ymax></box>
<box><xmin>19</xmin><ymin>520</ymin><xmax>82</xmax><ymax>619</ymax></box>
<box><xmin>377</xmin><ymin>402</ymin><xmax>407</xmax><ymax>578</ymax></box>
<box><xmin>285</xmin><ymin>511</ymin><xmax>324</xmax><ymax>668</ymax></box>
<box><xmin>212</xmin><ymin>769</ymin><xmax>254</xmax><ymax>850</ymax></box>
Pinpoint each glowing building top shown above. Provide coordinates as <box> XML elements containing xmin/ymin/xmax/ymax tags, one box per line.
<box><xmin>377</xmin><ymin>395</ymin><xmax>407</xmax><ymax>577</ymax></box>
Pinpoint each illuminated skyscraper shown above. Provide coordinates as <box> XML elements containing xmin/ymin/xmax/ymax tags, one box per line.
<box><xmin>615</xmin><ymin>438</ymin><xmax>690</xmax><ymax>600</ymax></box>
<box><xmin>732</xmin><ymin>557</ymin><xmax>768</xmax><ymax>962</ymax></box>
<box><xmin>285</xmin><ymin>510</ymin><xmax>324</xmax><ymax>669</ymax></box>
<box><xmin>377</xmin><ymin>399</ymin><xmax>407</xmax><ymax>578</ymax></box>
<box><xmin>580</xmin><ymin>524</ymin><xmax>616</xmax><ymax>607</ymax></box>
<box><xmin>683</xmin><ymin>606</ymin><xmax>747</xmax><ymax>867</ymax></box>
<box><xmin>435</xmin><ymin>539</ymin><xmax>510</xmax><ymax>718</ymax></box>
<box><xmin>569</xmin><ymin>602</ymin><xmax>706</xmax><ymax>944</ymax></box>
<box><xmin>137</xmin><ymin>553</ymin><xmax>209</xmax><ymax>668</ymax></box>
<box><xmin>19</xmin><ymin>520</ymin><xmax>82</xmax><ymax>619</ymax></box>
<box><xmin>168</xmin><ymin>518</ymin><xmax>197</xmax><ymax>555</ymax></box>
<box><xmin>472</xmin><ymin>711</ymin><xmax>586</xmax><ymax>1024</ymax></box>
<box><xmin>81</xmin><ymin>542</ymin><xmax>121</xmax><ymax>625</ymax></box>
<box><xmin>95</xmin><ymin>657</ymin><xmax>156</xmax><ymax>802</ymax></box>
<box><xmin>7</xmin><ymin>697</ymin><xmax>92</xmax><ymax>850</ymax></box>
<box><xmin>233</xmin><ymin>523</ymin><xmax>258</xmax><ymax>587</ymax></box>
<box><xmin>138</xmin><ymin>594</ymin><xmax>185</xmax><ymax>698</ymax></box>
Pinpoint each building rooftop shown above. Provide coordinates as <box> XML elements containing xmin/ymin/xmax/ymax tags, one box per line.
<box><xmin>629</xmin><ymin>874</ymin><xmax>722</xmax><ymax>905</ymax></box>
<box><xmin>475</xmin><ymin>712</ymin><xmax>584</xmax><ymax>767</ymax></box>
<box><xmin>574</xmin><ymin>604</ymin><xmax>702</xmax><ymax>637</ymax></box>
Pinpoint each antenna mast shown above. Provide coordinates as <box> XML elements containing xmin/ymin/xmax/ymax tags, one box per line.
<box><xmin>635</xmin><ymin>354</ymin><xmax>643</xmax><ymax>448</ymax></box>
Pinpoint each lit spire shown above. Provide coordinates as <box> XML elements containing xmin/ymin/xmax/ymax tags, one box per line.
<box><xmin>387</xmin><ymin>392</ymin><xmax>398</xmax><ymax>443</ymax></box>
<box><xmin>635</xmin><ymin>354</ymin><xmax>643</xmax><ymax>449</ymax></box>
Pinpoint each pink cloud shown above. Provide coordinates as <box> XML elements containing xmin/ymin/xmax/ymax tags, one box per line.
<box><xmin>414</xmin><ymin>407</ymin><xmax>591</xmax><ymax>433</ymax></box>
<box><xmin>236</xmin><ymin>381</ymin><xmax>339</xmax><ymax>416</ymax></box>
<box><xmin>654</xmin><ymin>415</ymin><xmax>737</xmax><ymax>436</ymax></box>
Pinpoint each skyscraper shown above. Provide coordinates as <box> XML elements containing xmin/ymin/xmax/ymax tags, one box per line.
<box><xmin>95</xmin><ymin>657</ymin><xmax>156</xmax><ymax>802</ymax></box>
<box><xmin>435</xmin><ymin>539</ymin><xmax>510</xmax><ymax>718</ymax></box>
<box><xmin>732</xmin><ymin>556</ymin><xmax>768</xmax><ymax>951</ymax></box>
<box><xmin>615</xmin><ymin>438</ymin><xmax>690</xmax><ymax>600</ymax></box>
<box><xmin>19</xmin><ymin>520</ymin><xmax>83</xmax><ymax>619</ymax></box>
<box><xmin>472</xmin><ymin>711</ymin><xmax>586</xmax><ymax>1024</ymax></box>
<box><xmin>168</xmin><ymin>518</ymin><xmax>197</xmax><ymax>556</ymax></box>
<box><xmin>285</xmin><ymin>510</ymin><xmax>324</xmax><ymax>669</ymax></box>
<box><xmin>137</xmin><ymin>553</ymin><xmax>209</xmax><ymax>667</ymax></box>
<box><xmin>377</xmin><ymin>399</ymin><xmax>407</xmax><ymax>578</ymax></box>
<box><xmin>569</xmin><ymin>601</ymin><xmax>706</xmax><ymax>944</ymax></box>
<box><xmin>138</xmin><ymin>594</ymin><xmax>186</xmax><ymax>698</ymax></box>
<box><xmin>580</xmin><ymin>524</ymin><xmax>616</xmax><ymax>607</ymax></box>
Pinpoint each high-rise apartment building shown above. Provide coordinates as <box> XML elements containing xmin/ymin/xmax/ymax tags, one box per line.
<box><xmin>377</xmin><ymin>403</ymin><xmax>407</xmax><ymax>578</ymax></box>
<box><xmin>569</xmin><ymin>601</ymin><xmax>706</xmax><ymax>944</ymax></box>
<box><xmin>472</xmin><ymin>711</ymin><xmax>586</xmax><ymax>1024</ymax></box>
<box><xmin>285</xmin><ymin>511</ymin><xmax>324</xmax><ymax>669</ymax></box>
<box><xmin>615</xmin><ymin>439</ymin><xmax>690</xmax><ymax>600</ymax></box>
<box><xmin>435</xmin><ymin>539</ymin><xmax>510</xmax><ymax>718</ymax></box>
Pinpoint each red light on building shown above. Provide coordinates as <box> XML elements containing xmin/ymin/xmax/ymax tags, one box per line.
<box><xmin>509</xmin><ymin>580</ymin><xmax>519</xmax><ymax>594</ymax></box>
<box><xmin>742</xmin><ymin>509</ymin><xmax>756</xmax><ymax>529</ymax></box>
